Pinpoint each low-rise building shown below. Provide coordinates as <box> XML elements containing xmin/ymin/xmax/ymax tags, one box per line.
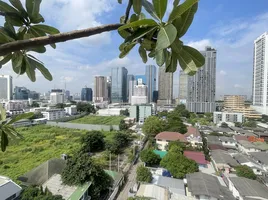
<box><xmin>184</xmin><ymin>127</ymin><xmax>202</xmax><ymax>147</ymax></box>
<box><xmin>0</xmin><ymin>100</ymin><xmax>29</xmax><ymax>111</ymax></box>
<box><xmin>233</xmin><ymin>153</ymin><xmax>263</xmax><ymax>175</ymax></box>
<box><xmin>0</xmin><ymin>176</ymin><xmax>22</xmax><ymax>200</ymax></box>
<box><xmin>129</xmin><ymin>104</ymin><xmax>152</xmax><ymax>124</ymax></box>
<box><xmin>213</xmin><ymin>111</ymin><xmax>244</xmax><ymax>124</ymax></box>
<box><xmin>155</xmin><ymin>132</ymin><xmax>187</xmax><ymax>151</ymax></box>
<box><xmin>249</xmin><ymin>152</ymin><xmax>268</xmax><ymax>171</ymax></box>
<box><xmin>237</xmin><ymin>140</ymin><xmax>260</xmax><ymax>154</ymax></box>
<box><xmin>64</xmin><ymin>105</ymin><xmax>77</xmax><ymax>115</ymax></box>
<box><xmin>183</xmin><ymin>151</ymin><xmax>208</xmax><ymax>168</ymax></box>
<box><xmin>41</xmin><ymin>109</ymin><xmax>66</xmax><ymax>121</ymax></box>
<box><xmin>218</xmin><ymin>136</ymin><xmax>237</xmax><ymax>149</ymax></box>
<box><xmin>136</xmin><ymin>184</ymin><xmax>169</xmax><ymax>200</ymax></box>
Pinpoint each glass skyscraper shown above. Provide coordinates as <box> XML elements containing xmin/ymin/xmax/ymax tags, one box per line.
<box><xmin>145</xmin><ymin>65</ymin><xmax>156</xmax><ymax>103</ymax></box>
<box><xmin>135</xmin><ymin>75</ymin><xmax>146</xmax><ymax>84</ymax></box>
<box><xmin>111</xmin><ymin>67</ymin><xmax>128</xmax><ymax>103</ymax></box>
<box><xmin>81</xmin><ymin>87</ymin><xmax>93</xmax><ymax>101</ymax></box>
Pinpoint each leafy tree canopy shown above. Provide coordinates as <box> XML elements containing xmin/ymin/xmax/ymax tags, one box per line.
<box><xmin>234</xmin><ymin>122</ymin><xmax>242</xmax><ymax>127</ymax></box>
<box><xmin>55</xmin><ymin>103</ymin><xmax>66</xmax><ymax>109</ymax></box>
<box><xmin>235</xmin><ymin>165</ymin><xmax>257</xmax><ymax>180</ymax></box>
<box><xmin>76</xmin><ymin>102</ymin><xmax>95</xmax><ymax>114</ymax></box>
<box><xmin>140</xmin><ymin>149</ymin><xmax>161</xmax><ymax>166</ymax></box>
<box><xmin>119</xmin><ymin>119</ymin><xmax>129</xmax><ymax>131</ymax></box>
<box><xmin>21</xmin><ymin>186</ymin><xmax>63</xmax><ymax>200</ymax></box>
<box><xmin>160</xmin><ymin>151</ymin><xmax>198</xmax><ymax>179</ymax></box>
<box><xmin>167</xmin><ymin>141</ymin><xmax>186</xmax><ymax>153</ymax></box>
<box><xmin>142</xmin><ymin>116</ymin><xmax>164</xmax><ymax>138</ymax></box>
<box><xmin>243</xmin><ymin>121</ymin><xmax>257</xmax><ymax>128</ymax></box>
<box><xmin>136</xmin><ymin>165</ymin><xmax>152</xmax><ymax>183</ymax></box>
<box><xmin>80</xmin><ymin>131</ymin><xmax>105</xmax><ymax>153</ymax></box>
<box><xmin>120</xmin><ymin>109</ymin><xmax>129</xmax><ymax>116</ymax></box>
<box><xmin>105</xmin><ymin>131</ymin><xmax>132</xmax><ymax>154</ymax></box>
<box><xmin>166</xmin><ymin>111</ymin><xmax>187</xmax><ymax>134</ymax></box>
<box><xmin>220</xmin><ymin>122</ymin><xmax>229</xmax><ymax>128</ymax></box>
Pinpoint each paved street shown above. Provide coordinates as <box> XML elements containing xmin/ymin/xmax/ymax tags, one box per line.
<box><xmin>116</xmin><ymin>160</ymin><xmax>141</xmax><ymax>200</ymax></box>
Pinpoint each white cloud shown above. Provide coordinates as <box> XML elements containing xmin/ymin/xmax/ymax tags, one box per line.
<box><xmin>60</xmin><ymin>76</ymin><xmax>74</xmax><ymax>83</ymax></box>
<box><xmin>219</xmin><ymin>70</ymin><xmax>227</xmax><ymax>76</ymax></box>
<box><xmin>187</xmin><ymin>39</ymin><xmax>212</xmax><ymax>51</ymax></box>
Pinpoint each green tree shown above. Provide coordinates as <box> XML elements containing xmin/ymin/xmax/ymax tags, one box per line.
<box><xmin>61</xmin><ymin>152</ymin><xmax>113</xmax><ymax>200</ymax></box>
<box><xmin>136</xmin><ymin>165</ymin><xmax>152</xmax><ymax>183</ymax></box>
<box><xmin>160</xmin><ymin>151</ymin><xmax>198</xmax><ymax>179</ymax></box>
<box><xmin>175</xmin><ymin>104</ymin><xmax>190</xmax><ymax>118</ymax></box>
<box><xmin>119</xmin><ymin>120</ymin><xmax>128</xmax><ymax>131</ymax></box>
<box><xmin>167</xmin><ymin>141</ymin><xmax>186</xmax><ymax>153</ymax></box>
<box><xmin>21</xmin><ymin>186</ymin><xmax>64</xmax><ymax>200</ymax></box>
<box><xmin>55</xmin><ymin>103</ymin><xmax>66</xmax><ymax>109</ymax></box>
<box><xmin>120</xmin><ymin>109</ymin><xmax>129</xmax><ymax>116</ymax></box>
<box><xmin>235</xmin><ymin>165</ymin><xmax>257</xmax><ymax>180</ymax></box>
<box><xmin>166</xmin><ymin>111</ymin><xmax>187</xmax><ymax>134</ymax></box>
<box><xmin>76</xmin><ymin>102</ymin><xmax>95</xmax><ymax>113</ymax></box>
<box><xmin>140</xmin><ymin>149</ymin><xmax>161</xmax><ymax>166</ymax></box>
<box><xmin>243</xmin><ymin>121</ymin><xmax>257</xmax><ymax>128</ymax></box>
<box><xmin>220</xmin><ymin>122</ymin><xmax>229</xmax><ymax>128</ymax></box>
<box><xmin>80</xmin><ymin>131</ymin><xmax>105</xmax><ymax>153</ymax></box>
<box><xmin>235</xmin><ymin>122</ymin><xmax>242</xmax><ymax>127</ymax></box>
<box><xmin>31</xmin><ymin>102</ymin><xmax>40</xmax><ymax>108</ymax></box>
<box><xmin>142</xmin><ymin>116</ymin><xmax>164</xmax><ymax>138</ymax></box>
<box><xmin>105</xmin><ymin>131</ymin><xmax>132</xmax><ymax>154</ymax></box>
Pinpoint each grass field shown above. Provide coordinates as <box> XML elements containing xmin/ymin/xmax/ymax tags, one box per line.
<box><xmin>0</xmin><ymin>125</ymin><xmax>116</xmax><ymax>182</ymax></box>
<box><xmin>70</xmin><ymin>115</ymin><xmax>125</xmax><ymax>125</ymax></box>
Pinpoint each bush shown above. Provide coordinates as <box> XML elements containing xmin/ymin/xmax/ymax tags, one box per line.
<box><xmin>136</xmin><ymin>166</ymin><xmax>152</xmax><ymax>183</ymax></box>
<box><xmin>235</xmin><ymin>165</ymin><xmax>257</xmax><ymax>180</ymax></box>
<box><xmin>140</xmin><ymin>149</ymin><xmax>161</xmax><ymax>166</ymax></box>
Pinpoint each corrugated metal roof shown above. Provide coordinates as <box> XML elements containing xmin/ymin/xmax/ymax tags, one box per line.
<box><xmin>136</xmin><ymin>184</ymin><xmax>169</xmax><ymax>200</ymax></box>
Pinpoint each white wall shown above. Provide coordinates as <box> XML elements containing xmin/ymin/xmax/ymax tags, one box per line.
<box><xmin>156</xmin><ymin>139</ymin><xmax>169</xmax><ymax>151</ymax></box>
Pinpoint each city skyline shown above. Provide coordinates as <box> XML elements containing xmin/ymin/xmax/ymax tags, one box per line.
<box><xmin>0</xmin><ymin>0</ymin><xmax>267</xmax><ymax>98</ymax></box>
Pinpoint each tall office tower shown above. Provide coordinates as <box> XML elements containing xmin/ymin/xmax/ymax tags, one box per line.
<box><xmin>135</xmin><ymin>75</ymin><xmax>146</xmax><ymax>84</ymax></box>
<box><xmin>111</xmin><ymin>67</ymin><xmax>128</xmax><ymax>103</ymax></box>
<box><xmin>14</xmin><ymin>86</ymin><xmax>29</xmax><ymax>100</ymax></box>
<box><xmin>179</xmin><ymin>70</ymin><xmax>188</xmax><ymax>104</ymax></box>
<box><xmin>0</xmin><ymin>75</ymin><xmax>13</xmax><ymax>101</ymax></box>
<box><xmin>81</xmin><ymin>87</ymin><xmax>93</xmax><ymax>102</ymax></box>
<box><xmin>252</xmin><ymin>32</ymin><xmax>268</xmax><ymax>114</ymax></box>
<box><xmin>131</xmin><ymin>79</ymin><xmax>148</xmax><ymax>105</ymax></box>
<box><xmin>65</xmin><ymin>90</ymin><xmax>70</xmax><ymax>100</ymax></box>
<box><xmin>187</xmin><ymin>46</ymin><xmax>216</xmax><ymax>113</ymax></box>
<box><xmin>127</xmin><ymin>75</ymin><xmax>136</xmax><ymax>103</ymax></box>
<box><xmin>107</xmin><ymin>76</ymin><xmax>111</xmax><ymax>102</ymax></box>
<box><xmin>145</xmin><ymin>65</ymin><xmax>156</xmax><ymax>103</ymax></box>
<box><xmin>157</xmin><ymin>67</ymin><xmax>173</xmax><ymax>105</ymax></box>
<box><xmin>224</xmin><ymin>95</ymin><xmax>245</xmax><ymax>110</ymax></box>
<box><xmin>94</xmin><ymin>76</ymin><xmax>108</xmax><ymax>102</ymax></box>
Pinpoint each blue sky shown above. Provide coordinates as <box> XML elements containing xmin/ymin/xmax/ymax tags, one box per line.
<box><xmin>1</xmin><ymin>0</ymin><xmax>268</xmax><ymax>99</ymax></box>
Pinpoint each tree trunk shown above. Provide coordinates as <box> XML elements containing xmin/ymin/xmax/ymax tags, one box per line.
<box><xmin>0</xmin><ymin>23</ymin><xmax>122</xmax><ymax>56</ymax></box>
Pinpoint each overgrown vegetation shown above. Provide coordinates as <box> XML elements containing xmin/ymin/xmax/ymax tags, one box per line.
<box><xmin>136</xmin><ymin>165</ymin><xmax>152</xmax><ymax>183</ymax></box>
<box><xmin>21</xmin><ymin>186</ymin><xmax>64</xmax><ymax>200</ymax></box>
<box><xmin>70</xmin><ymin>115</ymin><xmax>125</xmax><ymax>125</ymax></box>
<box><xmin>140</xmin><ymin>149</ymin><xmax>161</xmax><ymax>166</ymax></box>
<box><xmin>235</xmin><ymin>165</ymin><xmax>257</xmax><ymax>180</ymax></box>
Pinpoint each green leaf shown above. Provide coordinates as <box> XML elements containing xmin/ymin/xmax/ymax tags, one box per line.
<box><xmin>183</xmin><ymin>45</ymin><xmax>205</xmax><ymax>67</ymax></box>
<box><xmin>120</xmin><ymin>15</ymin><xmax>125</xmax><ymax>23</ymax></box>
<box><xmin>7</xmin><ymin>112</ymin><xmax>34</xmax><ymax>125</ymax></box>
<box><xmin>173</xmin><ymin>0</ymin><xmax>180</xmax><ymax>6</ymax></box>
<box><xmin>170</xmin><ymin>38</ymin><xmax>183</xmax><ymax>54</ymax></box>
<box><xmin>5</xmin><ymin>15</ymin><xmax>24</xmax><ymax>26</ymax></box>
<box><xmin>139</xmin><ymin>13</ymin><xmax>146</xmax><ymax>20</ymax></box>
<box><xmin>130</xmin><ymin>14</ymin><xmax>139</xmax><ymax>23</ymax></box>
<box><xmin>1</xmin><ymin>130</ymin><xmax>9</xmax><ymax>152</ymax></box>
<box><xmin>176</xmin><ymin>47</ymin><xmax>198</xmax><ymax>75</ymax></box>
<box><xmin>168</xmin><ymin>0</ymin><xmax>198</xmax><ymax>23</ymax></box>
<box><xmin>141</xmin><ymin>0</ymin><xmax>161</xmax><ymax>21</ymax></box>
<box><xmin>25</xmin><ymin>56</ymin><xmax>36</xmax><ymax>82</ymax></box>
<box><xmin>17</xmin><ymin>26</ymin><xmax>27</xmax><ymax>40</ymax></box>
<box><xmin>11</xmin><ymin>51</ymin><xmax>23</xmax><ymax>72</ymax></box>
<box><xmin>0</xmin><ymin>54</ymin><xmax>12</xmax><ymax>65</ymax></box>
<box><xmin>50</xmin><ymin>43</ymin><xmax>56</xmax><ymax>49</ymax></box>
<box><xmin>12</xmin><ymin>55</ymin><xmax>25</xmax><ymax>75</ymax></box>
<box><xmin>125</xmin><ymin>27</ymin><xmax>156</xmax><ymax>43</ymax></box>
<box><xmin>148</xmin><ymin>49</ymin><xmax>155</xmax><ymax>58</ymax></box>
<box><xmin>28</xmin><ymin>45</ymin><xmax>46</xmax><ymax>53</ymax></box>
<box><xmin>26</xmin><ymin>0</ymin><xmax>33</xmax><ymax>15</ymax></box>
<box><xmin>156</xmin><ymin>49</ymin><xmax>165</xmax><ymax>66</ymax></box>
<box><xmin>9</xmin><ymin>0</ymin><xmax>28</xmax><ymax>17</ymax></box>
<box><xmin>118</xmin><ymin>19</ymin><xmax>157</xmax><ymax>31</ymax></box>
<box><xmin>165</xmin><ymin>50</ymin><xmax>171</xmax><ymax>68</ymax></box>
<box><xmin>31</xmin><ymin>14</ymin><xmax>45</xmax><ymax>24</ymax></box>
<box><xmin>0</xmin><ymin>0</ymin><xmax>20</xmax><ymax>13</ymax></box>
<box><xmin>166</xmin><ymin>52</ymin><xmax>177</xmax><ymax>73</ymax></box>
<box><xmin>172</xmin><ymin>16</ymin><xmax>182</xmax><ymax>33</ymax></box>
<box><xmin>178</xmin><ymin>2</ymin><xmax>198</xmax><ymax>37</ymax></box>
<box><xmin>133</xmin><ymin>0</ymin><xmax>142</xmax><ymax>14</ymax></box>
<box><xmin>27</xmin><ymin>55</ymin><xmax>53</xmax><ymax>81</ymax></box>
<box><xmin>153</xmin><ymin>0</ymin><xmax>168</xmax><ymax>21</ymax></box>
<box><xmin>28</xmin><ymin>26</ymin><xmax>46</xmax><ymax>37</ymax></box>
<box><xmin>141</xmin><ymin>38</ymin><xmax>156</xmax><ymax>51</ymax></box>
<box><xmin>119</xmin><ymin>43</ymin><xmax>136</xmax><ymax>58</ymax></box>
<box><xmin>33</xmin><ymin>24</ymin><xmax>60</xmax><ymax>35</ymax></box>
<box><xmin>0</xmin><ymin>27</ymin><xmax>15</xmax><ymax>42</ymax></box>
<box><xmin>118</xmin><ymin>29</ymin><xmax>131</xmax><ymax>39</ymax></box>
<box><xmin>31</xmin><ymin>0</ymin><xmax>41</xmax><ymax>19</ymax></box>
<box><xmin>0</xmin><ymin>105</ymin><xmax>6</xmax><ymax>121</ymax></box>
<box><xmin>156</xmin><ymin>24</ymin><xmax>177</xmax><ymax>50</ymax></box>
<box><xmin>139</xmin><ymin>46</ymin><xmax>147</xmax><ymax>63</ymax></box>
<box><xmin>4</xmin><ymin>22</ymin><xmax>16</xmax><ymax>37</ymax></box>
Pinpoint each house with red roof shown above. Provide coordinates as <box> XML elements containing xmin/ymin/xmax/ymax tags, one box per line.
<box><xmin>155</xmin><ymin>132</ymin><xmax>187</xmax><ymax>151</ymax></box>
<box><xmin>184</xmin><ymin>127</ymin><xmax>203</xmax><ymax>147</ymax></box>
<box><xmin>184</xmin><ymin>151</ymin><xmax>208</xmax><ymax>168</ymax></box>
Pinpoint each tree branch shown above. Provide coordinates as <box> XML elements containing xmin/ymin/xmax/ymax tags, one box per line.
<box><xmin>124</xmin><ymin>0</ymin><xmax>133</xmax><ymax>24</ymax></box>
<box><xmin>0</xmin><ymin>23</ymin><xmax>122</xmax><ymax>56</ymax></box>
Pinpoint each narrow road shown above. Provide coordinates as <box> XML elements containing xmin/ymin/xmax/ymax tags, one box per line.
<box><xmin>116</xmin><ymin>160</ymin><xmax>141</xmax><ymax>200</ymax></box>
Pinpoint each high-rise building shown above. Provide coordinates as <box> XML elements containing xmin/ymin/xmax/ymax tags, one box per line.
<box><xmin>81</xmin><ymin>87</ymin><xmax>93</xmax><ymax>102</ymax></box>
<box><xmin>135</xmin><ymin>75</ymin><xmax>146</xmax><ymax>84</ymax></box>
<box><xmin>107</xmin><ymin>76</ymin><xmax>111</xmax><ymax>102</ymax></box>
<box><xmin>224</xmin><ymin>95</ymin><xmax>245</xmax><ymax>109</ymax></box>
<box><xmin>50</xmin><ymin>92</ymin><xmax>65</xmax><ymax>104</ymax></box>
<box><xmin>131</xmin><ymin>78</ymin><xmax>148</xmax><ymax>105</ymax></box>
<box><xmin>252</xmin><ymin>32</ymin><xmax>268</xmax><ymax>114</ymax></box>
<box><xmin>179</xmin><ymin>70</ymin><xmax>188</xmax><ymax>104</ymax></box>
<box><xmin>14</xmin><ymin>86</ymin><xmax>29</xmax><ymax>100</ymax></box>
<box><xmin>145</xmin><ymin>65</ymin><xmax>156</xmax><ymax>103</ymax></box>
<box><xmin>94</xmin><ymin>76</ymin><xmax>108</xmax><ymax>102</ymax></box>
<box><xmin>0</xmin><ymin>75</ymin><xmax>12</xmax><ymax>101</ymax></box>
<box><xmin>111</xmin><ymin>67</ymin><xmax>128</xmax><ymax>103</ymax></box>
<box><xmin>65</xmin><ymin>90</ymin><xmax>70</xmax><ymax>100</ymax></box>
<box><xmin>187</xmin><ymin>46</ymin><xmax>216</xmax><ymax>113</ymax></box>
<box><xmin>157</xmin><ymin>67</ymin><xmax>173</xmax><ymax>105</ymax></box>
<box><xmin>127</xmin><ymin>75</ymin><xmax>135</xmax><ymax>103</ymax></box>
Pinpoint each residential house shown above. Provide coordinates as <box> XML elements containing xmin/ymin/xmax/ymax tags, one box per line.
<box><xmin>233</xmin><ymin>153</ymin><xmax>263</xmax><ymax>175</ymax></box>
<box><xmin>41</xmin><ymin>109</ymin><xmax>66</xmax><ymax>121</ymax></box>
<box><xmin>0</xmin><ymin>176</ymin><xmax>22</xmax><ymax>200</ymax></box>
<box><xmin>228</xmin><ymin>177</ymin><xmax>268</xmax><ymax>200</ymax></box>
<box><xmin>135</xmin><ymin>184</ymin><xmax>169</xmax><ymax>200</ymax></box>
<box><xmin>155</xmin><ymin>132</ymin><xmax>187</xmax><ymax>151</ymax></box>
<box><xmin>209</xmin><ymin>126</ymin><xmax>234</xmax><ymax>135</ymax></box>
<box><xmin>218</xmin><ymin>136</ymin><xmax>237</xmax><ymax>149</ymax></box>
<box><xmin>184</xmin><ymin>127</ymin><xmax>203</xmax><ymax>147</ymax></box>
<box><xmin>206</xmin><ymin>135</ymin><xmax>221</xmax><ymax>145</ymax></box>
<box><xmin>236</xmin><ymin>140</ymin><xmax>260</xmax><ymax>155</ymax></box>
<box><xmin>249</xmin><ymin>152</ymin><xmax>268</xmax><ymax>171</ymax></box>
<box><xmin>185</xmin><ymin>172</ymin><xmax>235</xmax><ymax>200</ymax></box>
<box><xmin>183</xmin><ymin>151</ymin><xmax>208</xmax><ymax>168</ymax></box>
<box><xmin>211</xmin><ymin>149</ymin><xmax>239</xmax><ymax>173</ymax></box>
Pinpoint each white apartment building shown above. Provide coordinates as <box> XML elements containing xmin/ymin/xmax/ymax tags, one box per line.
<box><xmin>187</xmin><ymin>47</ymin><xmax>216</xmax><ymax>113</ymax></box>
<box><xmin>41</xmin><ymin>109</ymin><xmax>66</xmax><ymax>121</ymax></box>
<box><xmin>0</xmin><ymin>75</ymin><xmax>13</xmax><ymax>101</ymax></box>
<box><xmin>213</xmin><ymin>112</ymin><xmax>244</xmax><ymax>124</ymax></box>
<box><xmin>64</xmin><ymin>105</ymin><xmax>77</xmax><ymax>115</ymax></box>
<box><xmin>0</xmin><ymin>100</ymin><xmax>29</xmax><ymax>111</ymax></box>
<box><xmin>252</xmin><ymin>32</ymin><xmax>268</xmax><ymax>115</ymax></box>
<box><xmin>131</xmin><ymin>79</ymin><xmax>148</xmax><ymax>105</ymax></box>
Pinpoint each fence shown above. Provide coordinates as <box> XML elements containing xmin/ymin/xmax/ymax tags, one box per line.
<box><xmin>52</xmin><ymin>113</ymin><xmax>88</xmax><ymax>122</ymax></box>
<box><xmin>46</xmin><ymin>121</ymin><xmax>119</xmax><ymax>131</ymax></box>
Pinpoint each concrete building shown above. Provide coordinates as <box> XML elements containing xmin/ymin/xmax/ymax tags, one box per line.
<box><xmin>135</xmin><ymin>75</ymin><xmax>146</xmax><ymax>84</ymax></box>
<box><xmin>179</xmin><ymin>70</ymin><xmax>188</xmax><ymax>104</ymax></box>
<box><xmin>107</xmin><ymin>76</ymin><xmax>111</xmax><ymax>102</ymax></box>
<box><xmin>94</xmin><ymin>76</ymin><xmax>108</xmax><ymax>102</ymax></box>
<box><xmin>127</xmin><ymin>74</ymin><xmax>135</xmax><ymax>103</ymax></box>
<box><xmin>232</xmin><ymin>106</ymin><xmax>262</xmax><ymax>119</ymax></box>
<box><xmin>158</xmin><ymin>66</ymin><xmax>173</xmax><ymax>105</ymax></box>
<box><xmin>129</xmin><ymin>104</ymin><xmax>152</xmax><ymax>123</ymax></box>
<box><xmin>252</xmin><ymin>32</ymin><xmax>268</xmax><ymax>115</ymax></box>
<box><xmin>155</xmin><ymin>132</ymin><xmax>187</xmax><ymax>151</ymax></box>
<box><xmin>14</xmin><ymin>86</ymin><xmax>29</xmax><ymax>100</ymax></box>
<box><xmin>145</xmin><ymin>65</ymin><xmax>156</xmax><ymax>103</ymax></box>
<box><xmin>64</xmin><ymin>105</ymin><xmax>77</xmax><ymax>115</ymax></box>
<box><xmin>187</xmin><ymin>46</ymin><xmax>216</xmax><ymax>113</ymax></box>
<box><xmin>131</xmin><ymin>79</ymin><xmax>148</xmax><ymax>105</ymax></box>
<box><xmin>81</xmin><ymin>87</ymin><xmax>92</xmax><ymax>102</ymax></box>
<box><xmin>0</xmin><ymin>75</ymin><xmax>12</xmax><ymax>101</ymax></box>
<box><xmin>42</xmin><ymin>109</ymin><xmax>66</xmax><ymax>121</ymax></box>
<box><xmin>213</xmin><ymin>112</ymin><xmax>244</xmax><ymax>124</ymax></box>
<box><xmin>0</xmin><ymin>176</ymin><xmax>22</xmax><ymax>200</ymax></box>
<box><xmin>111</xmin><ymin>67</ymin><xmax>128</xmax><ymax>103</ymax></box>
<box><xmin>224</xmin><ymin>95</ymin><xmax>245</xmax><ymax>109</ymax></box>
<box><xmin>50</xmin><ymin>92</ymin><xmax>65</xmax><ymax>104</ymax></box>
<box><xmin>0</xmin><ymin>100</ymin><xmax>29</xmax><ymax>111</ymax></box>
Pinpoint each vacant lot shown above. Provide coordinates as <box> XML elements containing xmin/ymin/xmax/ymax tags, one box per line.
<box><xmin>70</xmin><ymin>115</ymin><xmax>125</xmax><ymax>125</ymax></box>
<box><xmin>0</xmin><ymin>125</ymin><xmax>116</xmax><ymax>182</ymax></box>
